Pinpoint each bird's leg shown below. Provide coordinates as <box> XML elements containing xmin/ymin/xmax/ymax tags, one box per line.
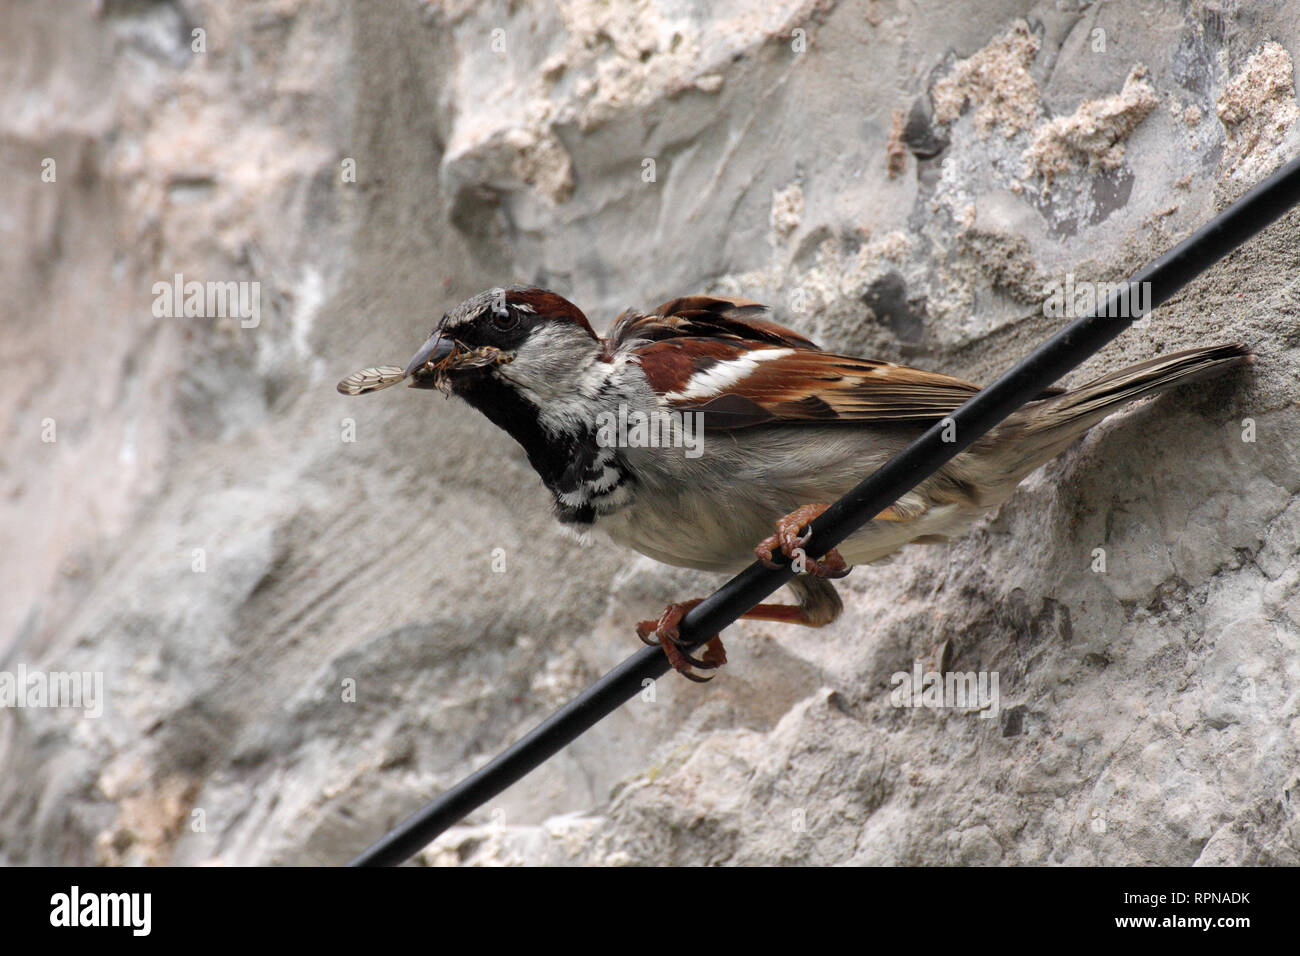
<box><xmin>637</xmin><ymin>577</ymin><xmax>842</xmax><ymax>681</ymax></box>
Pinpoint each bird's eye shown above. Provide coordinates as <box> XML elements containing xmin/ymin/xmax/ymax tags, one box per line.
<box><xmin>491</xmin><ymin>308</ymin><xmax>519</xmax><ymax>331</ymax></box>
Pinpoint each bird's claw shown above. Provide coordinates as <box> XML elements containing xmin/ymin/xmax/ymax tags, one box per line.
<box><xmin>754</xmin><ymin>504</ymin><xmax>850</xmax><ymax>578</ymax></box>
<box><xmin>636</xmin><ymin>599</ymin><xmax>728</xmax><ymax>682</ymax></box>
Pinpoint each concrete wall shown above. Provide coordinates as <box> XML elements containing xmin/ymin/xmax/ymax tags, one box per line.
<box><xmin>1</xmin><ymin>0</ymin><xmax>1297</xmax><ymax>865</ymax></box>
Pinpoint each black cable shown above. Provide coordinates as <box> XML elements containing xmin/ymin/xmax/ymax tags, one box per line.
<box><xmin>348</xmin><ymin>154</ymin><xmax>1300</xmax><ymax>867</ymax></box>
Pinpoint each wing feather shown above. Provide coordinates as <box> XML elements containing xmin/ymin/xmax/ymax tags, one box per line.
<box><xmin>611</xmin><ymin>296</ymin><xmax>981</xmax><ymax>429</ymax></box>
<box><xmin>606</xmin><ymin>295</ymin><xmax>820</xmax><ymax>352</ymax></box>
<box><xmin>669</xmin><ymin>349</ymin><xmax>981</xmax><ymax>428</ymax></box>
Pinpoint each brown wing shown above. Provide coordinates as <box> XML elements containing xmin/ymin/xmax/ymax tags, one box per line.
<box><xmin>610</xmin><ymin>295</ymin><xmax>981</xmax><ymax>429</ymax></box>
<box><xmin>606</xmin><ymin>295</ymin><xmax>821</xmax><ymax>353</ymax></box>
<box><xmin>634</xmin><ymin>338</ymin><xmax>982</xmax><ymax>430</ymax></box>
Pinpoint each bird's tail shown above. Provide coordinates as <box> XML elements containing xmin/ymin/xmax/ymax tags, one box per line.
<box><xmin>1030</xmin><ymin>343</ymin><xmax>1251</xmax><ymax>430</ymax></box>
<box><xmin>983</xmin><ymin>343</ymin><xmax>1252</xmax><ymax>488</ymax></box>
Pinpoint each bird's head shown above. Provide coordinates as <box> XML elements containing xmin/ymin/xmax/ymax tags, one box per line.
<box><xmin>405</xmin><ymin>286</ymin><xmax>598</xmax><ymax>397</ymax></box>
<box><xmin>337</xmin><ymin>286</ymin><xmax>599</xmax><ymax>401</ymax></box>
<box><xmin>337</xmin><ymin>286</ymin><xmax>605</xmax><ymax>490</ymax></box>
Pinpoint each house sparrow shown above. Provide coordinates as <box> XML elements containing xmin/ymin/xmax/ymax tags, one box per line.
<box><xmin>338</xmin><ymin>286</ymin><xmax>1250</xmax><ymax>680</ymax></box>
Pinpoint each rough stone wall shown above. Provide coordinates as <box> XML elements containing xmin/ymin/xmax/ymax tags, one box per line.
<box><xmin>1</xmin><ymin>0</ymin><xmax>1297</xmax><ymax>865</ymax></box>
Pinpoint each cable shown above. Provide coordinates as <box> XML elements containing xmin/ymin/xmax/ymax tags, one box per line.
<box><xmin>348</xmin><ymin>154</ymin><xmax>1300</xmax><ymax>867</ymax></box>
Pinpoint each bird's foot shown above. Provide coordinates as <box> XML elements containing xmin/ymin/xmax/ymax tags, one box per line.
<box><xmin>636</xmin><ymin>599</ymin><xmax>728</xmax><ymax>683</ymax></box>
<box><xmin>754</xmin><ymin>504</ymin><xmax>850</xmax><ymax>578</ymax></box>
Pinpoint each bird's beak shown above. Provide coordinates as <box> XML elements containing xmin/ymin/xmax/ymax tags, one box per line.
<box><xmin>404</xmin><ymin>332</ymin><xmax>457</xmax><ymax>388</ymax></box>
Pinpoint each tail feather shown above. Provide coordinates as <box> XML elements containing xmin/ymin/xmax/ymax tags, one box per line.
<box><xmin>1025</xmin><ymin>343</ymin><xmax>1252</xmax><ymax>436</ymax></box>
<box><xmin>976</xmin><ymin>343</ymin><xmax>1253</xmax><ymax>493</ymax></box>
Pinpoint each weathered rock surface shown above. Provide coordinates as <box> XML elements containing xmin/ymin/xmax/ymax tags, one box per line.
<box><xmin>1</xmin><ymin>0</ymin><xmax>1297</xmax><ymax>866</ymax></box>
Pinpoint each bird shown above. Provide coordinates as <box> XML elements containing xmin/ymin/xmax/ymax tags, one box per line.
<box><xmin>338</xmin><ymin>285</ymin><xmax>1251</xmax><ymax>681</ymax></box>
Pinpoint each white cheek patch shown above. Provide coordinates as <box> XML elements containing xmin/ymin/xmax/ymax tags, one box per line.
<box><xmin>497</xmin><ymin>324</ymin><xmax>611</xmax><ymax>435</ymax></box>
<box><xmin>662</xmin><ymin>348</ymin><xmax>794</xmax><ymax>402</ymax></box>
<box><xmin>502</xmin><ymin>325</ymin><xmax>589</xmax><ymax>386</ymax></box>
